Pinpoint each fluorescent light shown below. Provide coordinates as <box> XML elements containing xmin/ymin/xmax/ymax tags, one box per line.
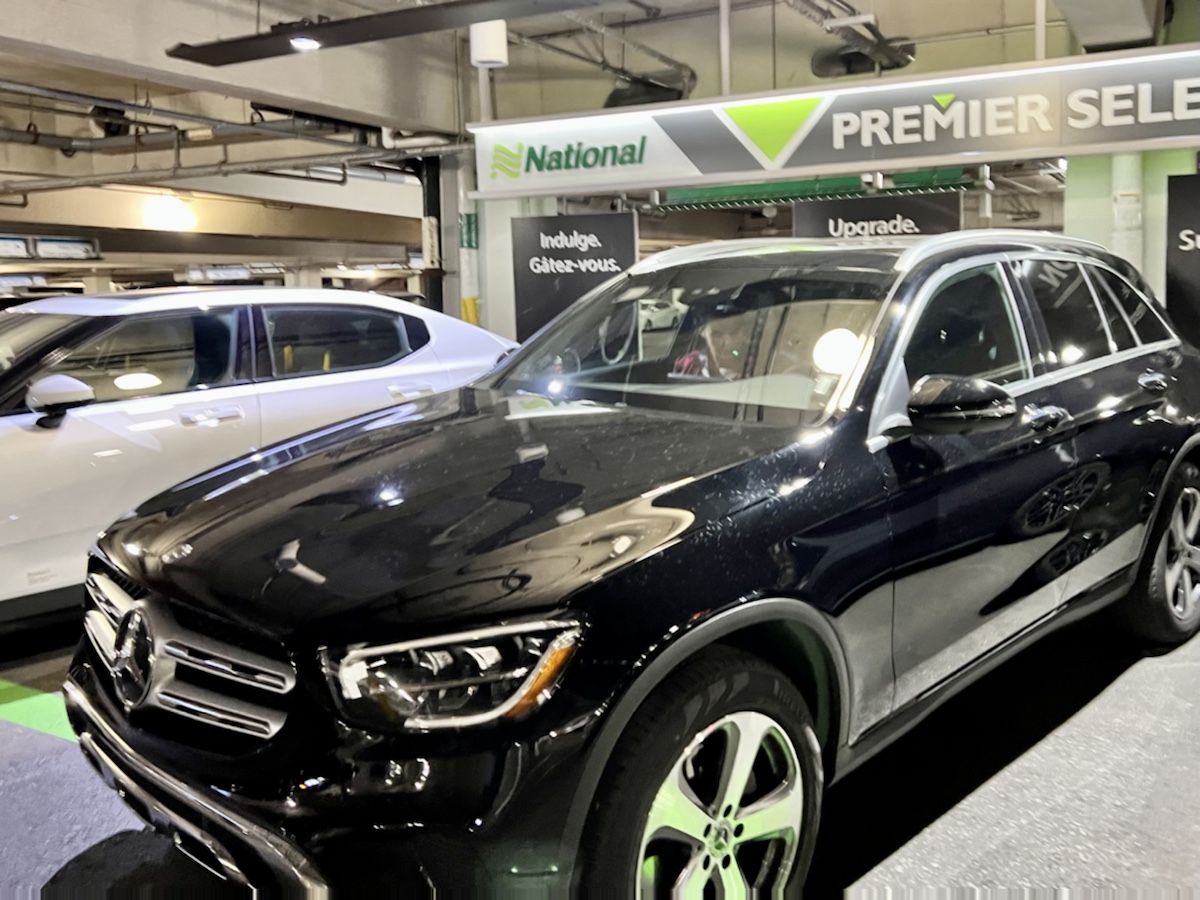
<box><xmin>289</xmin><ymin>36</ymin><xmax>321</xmax><ymax>52</ymax></box>
<box><xmin>142</xmin><ymin>194</ymin><xmax>196</xmax><ymax>231</ymax></box>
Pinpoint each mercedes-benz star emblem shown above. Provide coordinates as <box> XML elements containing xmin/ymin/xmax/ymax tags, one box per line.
<box><xmin>112</xmin><ymin>608</ymin><xmax>154</xmax><ymax>711</ymax></box>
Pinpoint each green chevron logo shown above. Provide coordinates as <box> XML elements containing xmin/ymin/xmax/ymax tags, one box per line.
<box><xmin>490</xmin><ymin>143</ymin><xmax>525</xmax><ymax>179</ymax></box>
<box><xmin>933</xmin><ymin>93</ymin><xmax>956</xmax><ymax>109</ymax></box>
<box><xmin>723</xmin><ymin>97</ymin><xmax>824</xmax><ymax>161</ymax></box>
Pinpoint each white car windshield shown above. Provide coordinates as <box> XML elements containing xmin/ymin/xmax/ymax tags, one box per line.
<box><xmin>498</xmin><ymin>251</ymin><xmax>899</xmax><ymax>425</ymax></box>
<box><xmin>0</xmin><ymin>312</ymin><xmax>83</xmax><ymax>374</ymax></box>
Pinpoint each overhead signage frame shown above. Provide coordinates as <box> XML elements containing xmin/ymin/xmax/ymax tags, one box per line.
<box><xmin>471</xmin><ymin>43</ymin><xmax>1200</xmax><ymax>199</ymax></box>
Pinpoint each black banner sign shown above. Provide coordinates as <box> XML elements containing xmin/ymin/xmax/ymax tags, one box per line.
<box><xmin>511</xmin><ymin>213</ymin><xmax>638</xmax><ymax>341</ymax></box>
<box><xmin>793</xmin><ymin>193</ymin><xmax>961</xmax><ymax>239</ymax></box>
<box><xmin>1167</xmin><ymin>173</ymin><xmax>1200</xmax><ymax>348</ymax></box>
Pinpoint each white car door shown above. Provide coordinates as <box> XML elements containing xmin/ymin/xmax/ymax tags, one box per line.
<box><xmin>0</xmin><ymin>308</ymin><xmax>261</xmax><ymax>608</ymax></box>
<box><xmin>255</xmin><ymin>303</ymin><xmax>452</xmax><ymax>446</ymax></box>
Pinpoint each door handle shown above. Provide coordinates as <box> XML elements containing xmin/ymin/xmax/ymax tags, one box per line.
<box><xmin>1138</xmin><ymin>370</ymin><xmax>1169</xmax><ymax>393</ymax></box>
<box><xmin>1025</xmin><ymin>404</ymin><xmax>1070</xmax><ymax>432</ymax></box>
<box><xmin>180</xmin><ymin>407</ymin><xmax>244</xmax><ymax>427</ymax></box>
<box><xmin>388</xmin><ymin>384</ymin><xmax>435</xmax><ymax>401</ymax></box>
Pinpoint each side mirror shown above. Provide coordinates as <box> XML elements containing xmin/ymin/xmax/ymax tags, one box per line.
<box><xmin>907</xmin><ymin>374</ymin><xmax>1017</xmax><ymax>435</ymax></box>
<box><xmin>26</xmin><ymin>374</ymin><xmax>96</xmax><ymax>429</ymax></box>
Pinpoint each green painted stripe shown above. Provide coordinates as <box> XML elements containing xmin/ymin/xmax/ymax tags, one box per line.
<box><xmin>0</xmin><ymin>679</ymin><xmax>75</xmax><ymax>742</ymax></box>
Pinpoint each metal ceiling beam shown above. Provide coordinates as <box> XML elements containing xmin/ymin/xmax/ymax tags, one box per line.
<box><xmin>167</xmin><ymin>0</ymin><xmax>608</xmax><ymax>67</ymax></box>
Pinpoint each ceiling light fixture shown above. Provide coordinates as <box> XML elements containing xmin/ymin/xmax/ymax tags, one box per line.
<box><xmin>289</xmin><ymin>36</ymin><xmax>322</xmax><ymax>52</ymax></box>
<box><xmin>142</xmin><ymin>194</ymin><xmax>197</xmax><ymax>231</ymax></box>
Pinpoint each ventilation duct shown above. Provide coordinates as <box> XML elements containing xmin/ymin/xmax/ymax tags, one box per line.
<box><xmin>604</xmin><ymin>69</ymin><xmax>687</xmax><ymax>108</ymax></box>
<box><xmin>812</xmin><ymin>40</ymin><xmax>915</xmax><ymax>77</ymax></box>
<box><xmin>91</xmin><ymin>106</ymin><xmax>131</xmax><ymax>138</ymax></box>
<box><xmin>783</xmin><ymin>0</ymin><xmax>913</xmax><ymax>78</ymax></box>
<box><xmin>1055</xmin><ymin>0</ymin><xmax>1168</xmax><ymax>50</ymax></box>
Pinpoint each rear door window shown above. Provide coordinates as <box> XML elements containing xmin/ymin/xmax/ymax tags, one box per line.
<box><xmin>1021</xmin><ymin>259</ymin><xmax>1111</xmax><ymax>368</ymax></box>
<box><xmin>262</xmin><ymin>306</ymin><xmax>429</xmax><ymax>377</ymax></box>
<box><xmin>1090</xmin><ymin>266</ymin><xmax>1173</xmax><ymax>345</ymax></box>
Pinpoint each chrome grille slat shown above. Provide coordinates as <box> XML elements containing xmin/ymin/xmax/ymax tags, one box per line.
<box><xmin>84</xmin><ymin>565</ymin><xmax>295</xmax><ymax>742</ymax></box>
<box><xmin>163</xmin><ymin>640</ymin><xmax>293</xmax><ymax>694</ymax></box>
<box><xmin>86</xmin><ymin>573</ymin><xmax>134</xmax><ymax>626</ymax></box>
<box><xmin>157</xmin><ymin>684</ymin><xmax>283</xmax><ymax>738</ymax></box>
<box><xmin>84</xmin><ymin>610</ymin><xmax>118</xmax><ymax>667</ymax></box>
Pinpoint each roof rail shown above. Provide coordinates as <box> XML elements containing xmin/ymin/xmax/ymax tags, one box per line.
<box><xmin>894</xmin><ymin>229</ymin><xmax>1108</xmax><ymax>271</ymax></box>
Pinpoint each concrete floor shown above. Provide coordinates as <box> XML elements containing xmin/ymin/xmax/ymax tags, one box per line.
<box><xmin>1</xmin><ymin>618</ymin><xmax>1197</xmax><ymax>896</ymax></box>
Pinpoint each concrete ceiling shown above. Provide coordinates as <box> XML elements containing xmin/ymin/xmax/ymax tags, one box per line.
<box><xmin>0</xmin><ymin>51</ymin><xmax>187</xmax><ymax>99</ymax></box>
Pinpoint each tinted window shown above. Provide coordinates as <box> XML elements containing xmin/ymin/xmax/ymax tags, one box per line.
<box><xmin>47</xmin><ymin>311</ymin><xmax>238</xmax><ymax>402</ymax></box>
<box><xmin>1022</xmin><ymin>259</ymin><xmax>1110</xmax><ymax>368</ymax></box>
<box><xmin>904</xmin><ymin>264</ymin><xmax>1028</xmax><ymax>386</ymax></box>
<box><xmin>1085</xmin><ymin>267</ymin><xmax>1137</xmax><ymax>351</ymax></box>
<box><xmin>264</xmin><ymin>307</ymin><xmax>417</xmax><ymax>377</ymax></box>
<box><xmin>1092</xmin><ymin>266</ymin><xmax>1173</xmax><ymax>344</ymax></box>
<box><xmin>401</xmin><ymin>313</ymin><xmax>431</xmax><ymax>353</ymax></box>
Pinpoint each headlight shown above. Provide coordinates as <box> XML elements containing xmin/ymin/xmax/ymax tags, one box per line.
<box><xmin>323</xmin><ymin>618</ymin><xmax>581</xmax><ymax>731</ymax></box>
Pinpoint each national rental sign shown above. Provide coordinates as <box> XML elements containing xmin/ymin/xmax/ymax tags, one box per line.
<box><xmin>472</xmin><ymin>44</ymin><xmax>1200</xmax><ymax>198</ymax></box>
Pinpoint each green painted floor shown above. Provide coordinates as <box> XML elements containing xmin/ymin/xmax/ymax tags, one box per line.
<box><xmin>0</xmin><ymin>679</ymin><xmax>73</xmax><ymax>742</ymax></box>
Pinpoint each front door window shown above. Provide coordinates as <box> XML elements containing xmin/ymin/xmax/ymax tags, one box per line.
<box><xmin>45</xmin><ymin>311</ymin><xmax>239</xmax><ymax>403</ymax></box>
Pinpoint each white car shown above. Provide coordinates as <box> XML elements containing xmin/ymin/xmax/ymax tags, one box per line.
<box><xmin>0</xmin><ymin>287</ymin><xmax>516</xmax><ymax>625</ymax></box>
<box><xmin>639</xmin><ymin>298</ymin><xmax>684</xmax><ymax>331</ymax></box>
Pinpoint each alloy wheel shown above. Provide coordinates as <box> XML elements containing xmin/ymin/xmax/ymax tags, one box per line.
<box><xmin>637</xmin><ymin>711</ymin><xmax>803</xmax><ymax>899</ymax></box>
<box><xmin>1162</xmin><ymin>486</ymin><xmax>1200</xmax><ymax>620</ymax></box>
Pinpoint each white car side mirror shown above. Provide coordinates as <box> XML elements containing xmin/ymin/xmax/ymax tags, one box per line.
<box><xmin>26</xmin><ymin>374</ymin><xmax>96</xmax><ymax>429</ymax></box>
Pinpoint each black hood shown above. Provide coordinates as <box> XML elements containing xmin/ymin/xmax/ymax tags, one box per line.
<box><xmin>100</xmin><ymin>388</ymin><xmax>822</xmax><ymax>644</ymax></box>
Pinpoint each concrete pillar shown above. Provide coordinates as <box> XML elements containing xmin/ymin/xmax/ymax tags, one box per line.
<box><xmin>437</xmin><ymin>152</ymin><xmax>474</xmax><ymax>322</ymax></box>
<box><xmin>1111</xmin><ymin>152</ymin><xmax>1144</xmax><ymax>273</ymax></box>
<box><xmin>477</xmin><ymin>194</ymin><xmax>556</xmax><ymax>340</ymax></box>
<box><xmin>80</xmin><ymin>273</ymin><xmax>113</xmax><ymax>294</ymax></box>
<box><xmin>1063</xmin><ymin>155</ymin><xmax>1112</xmax><ymax>250</ymax></box>
<box><xmin>284</xmin><ymin>268</ymin><xmax>323</xmax><ymax>289</ymax></box>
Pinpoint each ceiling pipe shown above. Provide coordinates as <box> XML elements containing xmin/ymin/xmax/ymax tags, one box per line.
<box><xmin>0</xmin><ymin>79</ymin><xmax>370</xmax><ymax>150</ymax></box>
<box><xmin>511</xmin><ymin>30</ymin><xmax>692</xmax><ymax>93</ymax></box>
<box><xmin>303</xmin><ymin>165</ymin><xmax>421</xmax><ymax>185</ymax></box>
<box><xmin>559</xmin><ymin>11</ymin><xmax>697</xmax><ymax>91</ymax></box>
<box><xmin>718</xmin><ymin>0</ymin><xmax>732</xmax><ymax>95</ymax></box>
<box><xmin>533</xmin><ymin>1</ymin><xmax>1064</xmax><ymax>44</ymax></box>
<box><xmin>0</xmin><ymin>120</ymin><xmax>360</xmax><ymax>155</ymax></box>
<box><xmin>0</xmin><ymin>145</ymin><xmax>464</xmax><ymax>197</ymax></box>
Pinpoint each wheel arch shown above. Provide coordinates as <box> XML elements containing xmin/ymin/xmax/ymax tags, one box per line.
<box><xmin>1137</xmin><ymin>431</ymin><xmax>1200</xmax><ymax>565</ymax></box>
<box><xmin>562</xmin><ymin>598</ymin><xmax>850</xmax><ymax>883</ymax></box>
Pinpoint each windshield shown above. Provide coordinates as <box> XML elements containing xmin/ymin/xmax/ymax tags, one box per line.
<box><xmin>0</xmin><ymin>311</ymin><xmax>83</xmax><ymax>374</ymax></box>
<box><xmin>498</xmin><ymin>251</ymin><xmax>898</xmax><ymax>425</ymax></box>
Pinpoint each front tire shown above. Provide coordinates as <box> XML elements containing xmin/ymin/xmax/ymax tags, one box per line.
<box><xmin>1124</xmin><ymin>462</ymin><xmax>1200</xmax><ymax>645</ymax></box>
<box><xmin>579</xmin><ymin>648</ymin><xmax>823</xmax><ymax>898</ymax></box>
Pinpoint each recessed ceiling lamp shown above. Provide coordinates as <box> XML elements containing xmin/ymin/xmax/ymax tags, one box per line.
<box><xmin>289</xmin><ymin>36</ymin><xmax>322</xmax><ymax>52</ymax></box>
<box><xmin>142</xmin><ymin>194</ymin><xmax>197</xmax><ymax>231</ymax></box>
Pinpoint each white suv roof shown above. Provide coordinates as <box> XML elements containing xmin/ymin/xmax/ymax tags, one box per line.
<box><xmin>8</xmin><ymin>287</ymin><xmax>430</xmax><ymax>319</ymax></box>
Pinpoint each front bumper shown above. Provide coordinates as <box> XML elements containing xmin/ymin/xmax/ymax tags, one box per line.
<box><xmin>65</xmin><ymin>642</ymin><xmax>610</xmax><ymax>894</ymax></box>
<box><xmin>64</xmin><ymin>677</ymin><xmax>332</xmax><ymax>895</ymax></box>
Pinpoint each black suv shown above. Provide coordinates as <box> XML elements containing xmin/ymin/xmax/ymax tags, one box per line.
<box><xmin>66</xmin><ymin>232</ymin><xmax>1200</xmax><ymax>895</ymax></box>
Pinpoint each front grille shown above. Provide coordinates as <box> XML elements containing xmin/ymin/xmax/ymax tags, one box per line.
<box><xmin>84</xmin><ymin>557</ymin><xmax>296</xmax><ymax>743</ymax></box>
